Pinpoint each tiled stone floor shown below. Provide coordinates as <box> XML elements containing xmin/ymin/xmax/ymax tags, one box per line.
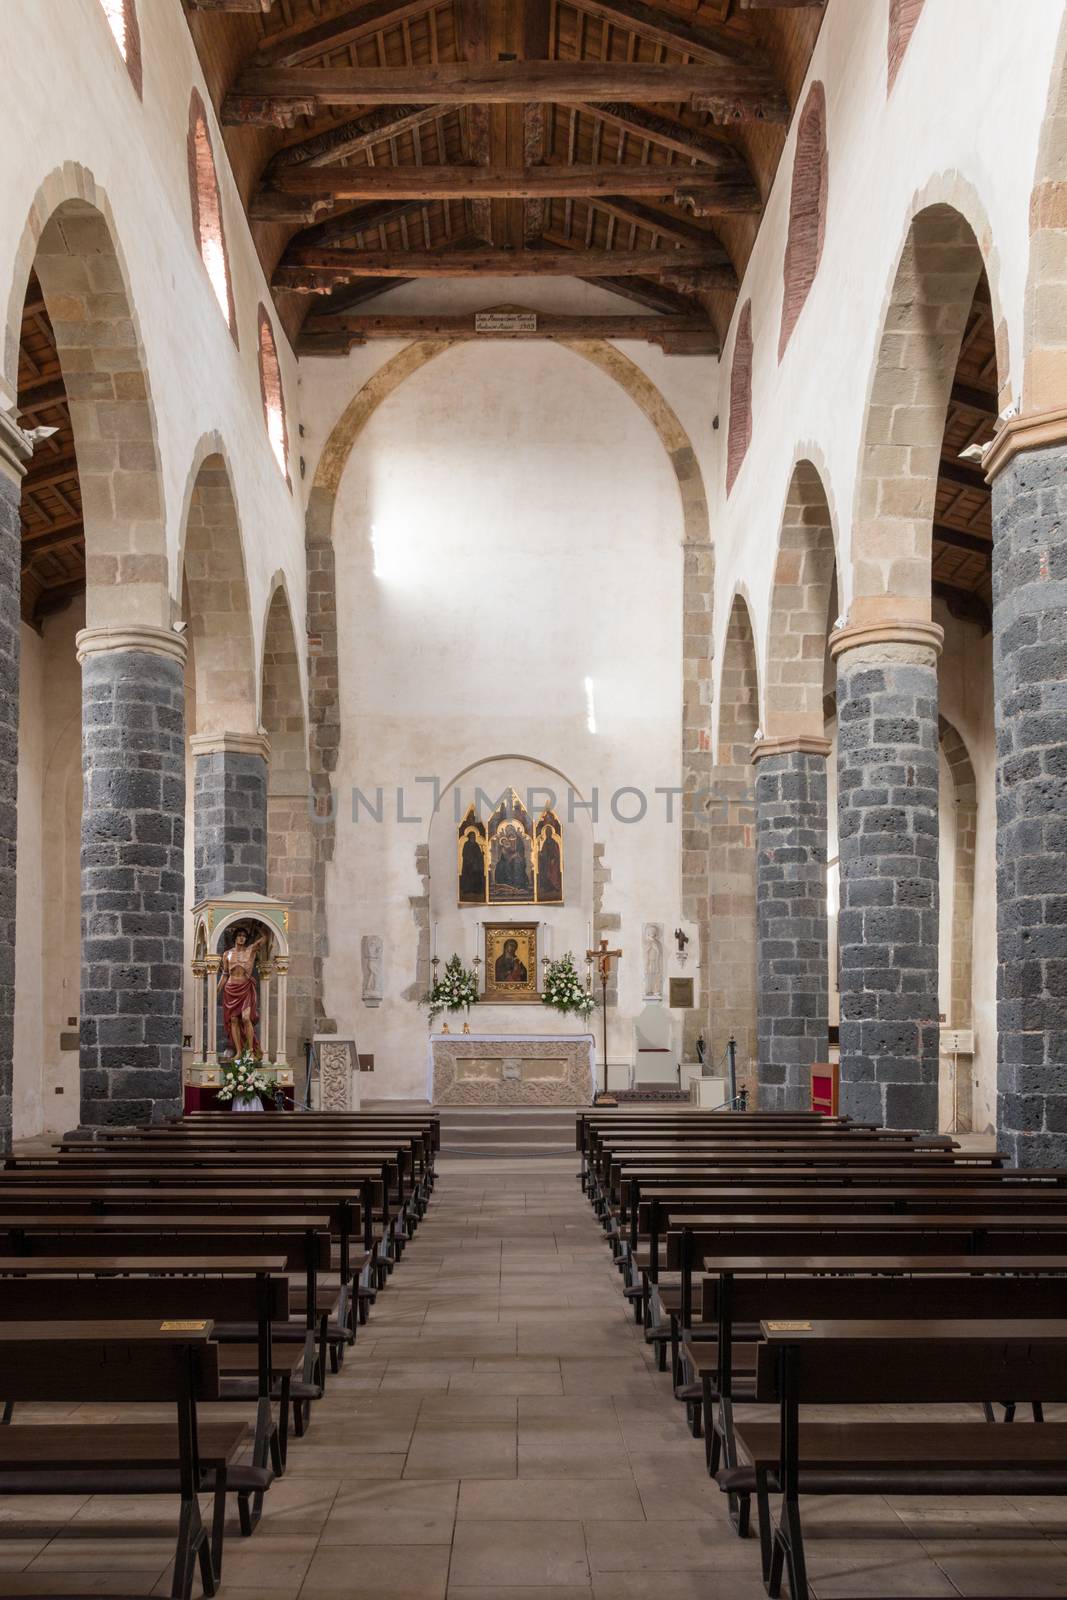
<box><xmin>2</xmin><ymin>1155</ymin><xmax>1067</xmax><ymax>1596</ymax></box>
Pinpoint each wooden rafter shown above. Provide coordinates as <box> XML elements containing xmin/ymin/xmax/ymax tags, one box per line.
<box><xmin>251</xmin><ymin>0</ymin><xmax>439</xmax><ymax>66</ymax></box>
<box><xmin>223</xmin><ymin>62</ymin><xmax>790</xmax><ymax>122</ymax></box>
<box><xmin>266</xmin><ymin>162</ymin><xmax>761</xmax><ymax>205</ymax></box>
<box><xmin>570</xmin><ymin>0</ymin><xmax>765</xmax><ymax>66</ymax></box>
<box><xmin>276</xmin><ymin>244</ymin><xmax>735</xmax><ymax>284</ymax></box>
<box><xmin>299</xmin><ymin>308</ymin><xmax>718</xmax><ymax>352</ymax></box>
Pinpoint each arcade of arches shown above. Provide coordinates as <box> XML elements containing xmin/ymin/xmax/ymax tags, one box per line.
<box><xmin>0</xmin><ymin>0</ymin><xmax>1066</xmax><ymax>1172</ymax></box>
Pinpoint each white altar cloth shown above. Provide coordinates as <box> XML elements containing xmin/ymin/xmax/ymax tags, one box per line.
<box><xmin>427</xmin><ymin>1032</ymin><xmax>596</xmax><ymax>1104</ymax></box>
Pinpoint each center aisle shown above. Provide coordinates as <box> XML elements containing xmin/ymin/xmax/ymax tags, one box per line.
<box><xmin>231</xmin><ymin>1153</ymin><xmax>763</xmax><ymax>1599</ymax></box>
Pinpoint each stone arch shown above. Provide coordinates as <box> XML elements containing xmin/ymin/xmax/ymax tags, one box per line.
<box><xmin>4</xmin><ymin>166</ymin><xmax>169</xmax><ymax>627</ymax></box>
<box><xmin>764</xmin><ymin>458</ymin><xmax>838</xmax><ymax>740</ymax></box>
<box><xmin>708</xmin><ymin>589</ymin><xmax>760</xmax><ymax>1098</ymax></box>
<box><xmin>779</xmin><ymin>83</ymin><xmax>828</xmax><ymax>360</ymax></box>
<box><xmin>261</xmin><ymin>577</ymin><xmax>312</xmax><ymax>1073</ymax></box>
<box><xmin>938</xmin><ymin>713</ymin><xmax>977</xmax><ymax>1036</ymax></box>
<box><xmin>179</xmin><ymin>443</ymin><xmax>256</xmax><ymax>737</ymax></box>
<box><xmin>1022</xmin><ymin>5</ymin><xmax>1067</xmax><ymax>413</ymax></box>
<box><xmin>305</xmin><ymin>332</ymin><xmax>714</xmax><ymax>1051</ymax></box>
<box><xmin>849</xmin><ymin>194</ymin><xmax>1006</xmax><ymax>624</ymax></box>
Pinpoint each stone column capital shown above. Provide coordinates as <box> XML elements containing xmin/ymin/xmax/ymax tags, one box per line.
<box><xmin>982</xmin><ymin>404</ymin><xmax>1067</xmax><ymax>483</ymax></box>
<box><xmin>76</xmin><ymin>625</ymin><xmax>187</xmax><ymax>668</ymax></box>
<box><xmin>0</xmin><ymin>410</ymin><xmax>31</xmax><ymax>486</ymax></box>
<box><xmin>190</xmin><ymin>730</ymin><xmax>272</xmax><ymax>764</ymax></box>
<box><xmin>750</xmin><ymin>735</ymin><xmax>832</xmax><ymax>765</ymax></box>
<box><xmin>828</xmin><ymin>618</ymin><xmax>943</xmax><ymax>663</ymax></box>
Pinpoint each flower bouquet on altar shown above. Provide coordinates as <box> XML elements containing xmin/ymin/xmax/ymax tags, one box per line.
<box><xmin>217</xmin><ymin>1051</ymin><xmax>276</xmax><ymax>1112</ymax></box>
<box><xmin>541</xmin><ymin>952</ymin><xmax>597</xmax><ymax>1021</ymax></box>
<box><xmin>421</xmin><ymin>953</ymin><xmax>480</xmax><ymax>1027</ymax></box>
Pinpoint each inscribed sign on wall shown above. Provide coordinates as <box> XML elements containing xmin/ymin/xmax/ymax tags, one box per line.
<box><xmin>457</xmin><ymin>789</ymin><xmax>564</xmax><ymax>904</ymax></box>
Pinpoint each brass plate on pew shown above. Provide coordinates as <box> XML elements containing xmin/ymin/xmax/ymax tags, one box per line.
<box><xmin>160</xmin><ymin>1321</ymin><xmax>208</xmax><ymax>1332</ymax></box>
<box><xmin>766</xmin><ymin>1321</ymin><xmax>812</xmax><ymax>1332</ymax></box>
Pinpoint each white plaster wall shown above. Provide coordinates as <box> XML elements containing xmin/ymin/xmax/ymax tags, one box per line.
<box><xmin>316</xmin><ymin>340</ymin><xmax>687</xmax><ymax>1097</ymax></box>
<box><xmin>707</xmin><ymin>0</ymin><xmax>1064</xmax><ymax>675</ymax></box>
<box><xmin>1</xmin><ymin>0</ymin><xmax>306</xmax><ymax>690</ymax></box>
<box><xmin>14</xmin><ymin>604</ymin><xmax>84</xmax><ymax>1139</ymax></box>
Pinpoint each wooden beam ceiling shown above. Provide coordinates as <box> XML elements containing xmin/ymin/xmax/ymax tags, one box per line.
<box><xmin>264</xmin><ymin>162</ymin><xmax>760</xmax><ymax>205</ymax></box>
<box><xmin>185</xmin><ymin>0</ymin><xmax>823</xmax><ymax>342</ymax></box>
<box><xmin>276</xmin><ymin>244</ymin><xmax>735</xmax><ymax>284</ymax></box>
<box><xmin>223</xmin><ymin>62</ymin><xmax>790</xmax><ymax>122</ymax></box>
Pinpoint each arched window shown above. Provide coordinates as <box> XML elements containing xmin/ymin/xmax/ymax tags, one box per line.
<box><xmin>726</xmin><ymin>300</ymin><xmax>753</xmax><ymax>495</ymax></box>
<box><xmin>98</xmin><ymin>0</ymin><xmax>142</xmax><ymax>95</ymax></box>
<box><xmin>258</xmin><ymin>306</ymin><xmax>290</xmax><ymax>485</ymax></box>
<box><xmin>888</xmin><ymin>0</ymin><xmax>925</xmax><ymax>93</ymax></box>
<box><xmin>779</xmin><ymin>81</ymin><xmax>828</xmax><ymax>360</ymax></box>
<box><xmin>188</xmin><ymin>90</ymin><xmax>236</xmax><ymax>341</ymax></box>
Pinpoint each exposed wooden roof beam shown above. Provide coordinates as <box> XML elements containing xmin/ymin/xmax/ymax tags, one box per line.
<box><xmin>289</xmin><ymin>200</ymin><xmax>434</xmax><ymax>250</ymax></box>
<box><xmin>266</xmin><ymin>105</ymin><xmax>458</xmax><ymax>175</ymax></box>
<box><xmin>21</xmin><ymin>455</ymin><xmax>80</xmax><ymax>493</ymax></box>
<box><xmin>266</xmin><ymin>162</ymin><xmax>759</xmax><ymax>205</ymax></box>
<box><xmin>275</xmin><ymin>244</ymin><xmax>735</xmax><ymax>285</ymax></box>
<box><xmin>738</xmin><ymin>0</ymin><xmax>823</xmax><ymax>8</ymax></box>
<box><xmin>576</xmin><ymin>102</ymin><xmax>747</xmax><ymax>168</ymax></box>
<box><xmin>305</xmin><ymin>307</ymin><xmax>710</xmax><ymax>334</ymax></box>
<box><xmin>586</xmin><ymin>195</ymin><xmax>730</xmax><ymax>249</ymax></box>
<box><xmin>572</xmin><ymin>0</ymin><xmax>765</xmax><ymax>67</ymax></box>
<box><xmin>188</xmin><ymin>0</ymin><xmax>274</xmax><ymax>9</ymax></box>
<box><xmin>939</xmin><ymin>456</ymin><xmax>987</xmax><ymax>490</ymax></box>
<box><xmin>251</xmin><ymin>0</ymin><xmax>438</xmax><ymax>67</ymax></box>
<box><xmin>17</xmin><ymin>379</ymin><xmax>67</xmax><ymax>415</ymax></box>
<box><xmin>584</xmin><ymin>274</ymin><xmax>706</xmax><ymax>314</ymax></box>
<box><xmin>950</xmin><ymin>380</ymin><xmax>997</xmax><ymax>414</ymax></box>
<box><xmin>455</xmin><ymin>0</ymin><xmax>493</xmax><ymax>242</ymax></box>
<box><xmin>933</xmin><ymin>522</ymin><xmax>992</xmax><ymax>556</ymax></box>
<box><xmin>21</xmin><ymin>522</ymin><xmax>84</xmax><ymax>561</ymax></box>
<box><xmin>224</xmin><ymin>62</ymin><xmax>789</xmax><ymax>123</ymax></box>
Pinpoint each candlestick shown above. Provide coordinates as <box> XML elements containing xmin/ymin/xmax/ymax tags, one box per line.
<box><xmin>432</xmin><ymin>922</ymin><xmax>438</xmax><ymax>959</ymax></box>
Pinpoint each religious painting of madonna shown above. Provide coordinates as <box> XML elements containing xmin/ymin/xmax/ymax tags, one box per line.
<box><xmin>487</xmin><ymin>790</ymin><xmax>535</xmax><ymax>904</ymax></box>
<box><xmin>483</xmin><ymin>922</ymin><xmax>540</xmax><ymax>1003</ymax></box>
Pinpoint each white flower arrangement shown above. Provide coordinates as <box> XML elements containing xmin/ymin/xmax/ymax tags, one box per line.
<box><xmin>421</xmin><ymin>953</ymin><xmax>480</xmax><ymax>1024</ymax></box>
<box><xmin>217</xmin><ymin>1051</ymin><xmax>276</xmax><ymax>1105</ymax></box>
<box><xmin>541</xmin><ymin>952</ymin><xmax>597</xmax><ymax>1020</ymax></box>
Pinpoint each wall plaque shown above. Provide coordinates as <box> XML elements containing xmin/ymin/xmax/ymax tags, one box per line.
<box><xmin>475</xmin><ymin>312</ymin><xmax>537</xmax><ymax>332</ymax></box>
<box><xmin>669</xmin><ymin>977</ymin><xmax>695</xmax><ymax>1008</ymax></box>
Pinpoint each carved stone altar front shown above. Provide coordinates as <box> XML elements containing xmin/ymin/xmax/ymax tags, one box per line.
<box><xmin>429</xmin><ymin>1033</ymin><xmax>596</xmax><ymax>1105</ymax></box>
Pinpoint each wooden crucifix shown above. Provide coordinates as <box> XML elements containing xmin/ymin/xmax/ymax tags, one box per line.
<box><xmin>586</xmin><ymin>937</ymin><xmax>622</xmax><ymax>1098</ymax></box>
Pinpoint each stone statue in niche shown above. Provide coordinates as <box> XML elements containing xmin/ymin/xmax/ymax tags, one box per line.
<box><xmin>361</xmin><ymin>935</ymin><xmax>383</xmax><ymax>1007</ymax></box>
<box><xmin>643</xmin><ymin>922</ymin><xmax>664</xmax><ymax>1000</ymax></box>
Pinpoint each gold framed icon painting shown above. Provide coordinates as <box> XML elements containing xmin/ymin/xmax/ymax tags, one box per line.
<box><xmin>456</xmin><ymin>789</ymin><xmax>564</xmax><ymax>905</ymax></box>
<box><xmin>483</xmin><ymin>922</ymin><xmax>540</xmax><ymax>1003</ymax></box>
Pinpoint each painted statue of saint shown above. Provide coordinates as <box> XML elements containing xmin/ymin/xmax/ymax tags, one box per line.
<box><xmin>219</xmin><ymin>924</ymin><xmax>268</xmax><ymax>1059</ymax></box>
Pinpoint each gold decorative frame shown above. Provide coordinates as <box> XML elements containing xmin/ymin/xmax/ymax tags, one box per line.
<box><xmin>483</xmin><ymin>921</ymin><xmax>540</xmax><ymax>1004</ymax></box>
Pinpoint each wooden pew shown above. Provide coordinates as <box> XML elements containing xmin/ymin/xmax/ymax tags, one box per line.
<box><xmin>736</xmin><ymin>1320</ymin><xmax>1067</xmax><ymax>1600</ymax></box>
<box><xmin>0</xmin><ymin>1263</ymin><xmax>289</xmax><ymax>1554</ymax></box>
<box><xmin>0</xmin><ymin>1320</ymin><xmax>239</xmax><ymax>1599</ymax></box>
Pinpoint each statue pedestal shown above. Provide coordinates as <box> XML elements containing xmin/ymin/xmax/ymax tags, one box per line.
<box><xmin>429</xmin><ymin>1033</ymin><xmax>596</xmax><ymax>1104</ymax></box>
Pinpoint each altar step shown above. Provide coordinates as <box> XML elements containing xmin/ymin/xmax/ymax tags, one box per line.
<box><xmin>436</xmin><ymin>1107</ymin><xmax>576</xmax><ymax>1157</ymax></box>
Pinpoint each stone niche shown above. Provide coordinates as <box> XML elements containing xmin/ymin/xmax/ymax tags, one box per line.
<box><xmin>431</xmin><ymin>1035</ymin><xmax>594</xmax><ymax>1104</ymax></box>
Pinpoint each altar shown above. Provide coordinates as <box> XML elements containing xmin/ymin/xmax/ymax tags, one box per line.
<box><xmin>429</xmin><ymin>1033</ymin><xmax>596</xmax><ymax>1105</ymax></box>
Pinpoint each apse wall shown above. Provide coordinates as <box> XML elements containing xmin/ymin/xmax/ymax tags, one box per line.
<box><xmin>313</xmin><ymin>340</ymin><xmax>687</xmax><ymax>1099</ymax></box>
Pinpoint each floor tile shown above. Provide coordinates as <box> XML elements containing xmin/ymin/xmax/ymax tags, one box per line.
<box><xmin>449</xmin><ymin>1519</ymin><xmax>590</xmax><ymax>1587</ymax></box>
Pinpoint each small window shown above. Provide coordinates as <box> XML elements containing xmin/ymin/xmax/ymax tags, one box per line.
<box><xmin>98</xmin><ymin>0</ymin><xmax>142</xmax><ymax>95</ymax></box>
<box><xmin>258</xmin><ymin>306</ymin><xmax>290</xmax><ymax>486</ymax></box>
<box><xmin>779</xmin><ymin>82</ymin><xmax>828</xmax><ymax>360</ymax></box>
<box><xmin>188</xmin><ymin>90</ymin><xmax>237</xmax><ymax>342</ymax></box>
<box><xmin>888</xmin><ymin>0</ymin><xmax>925</xmax><ymax>93</ymax></box>
<box><xmin>726</xmin><ymin>301</ymin><xmax>753</xmax><ymax>496</ymax></box>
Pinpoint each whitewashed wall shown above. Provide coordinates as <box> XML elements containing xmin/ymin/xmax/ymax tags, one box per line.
<box><xmin>304</xmin><ymin>339</ymin><xmax>689</xmax><ymax>1098</ymax></box>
